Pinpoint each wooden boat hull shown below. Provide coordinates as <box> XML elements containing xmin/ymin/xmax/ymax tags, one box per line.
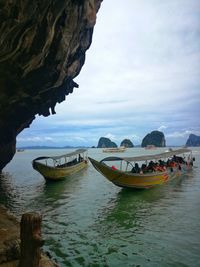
<box><xmin>89</xmin><ymin>157</ymin><xmax>180</xmax><ymax>189</ymax></box>
<box><xmin>103</xmin><ymin>147</ymin><xmax>126</xmax><ymax>153</ymax></box>
<box><xmin>33</xmin><ymin>160</ymin><xmax>88</xmax><ymax>181</ymax></box>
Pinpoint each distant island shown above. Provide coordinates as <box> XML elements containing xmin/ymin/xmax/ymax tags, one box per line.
<box><xmin>18</xmin><ymin>132</ymin><xmax>199</xmax><ymax>150</ymax></box>
<box><xmin>97</xmin><ymin>137</ymin><xmax>134</xmax><ymax>148</ymax></box>
<box><xmin>97</xmin><ymin>137</ymin><xmax>117</xmax><ymax>148</ymax></box>
<box><xmin>141</xmin><ymin>130</ymin><xmax>166</xmax><ymax>147</ymax></box>
<box><xmin>97</xmin><ymin>132</ymin><xmax>167</xmax><ymax>149</ymax></box>
<box><xmin>120</xmin><ymin>139</ymin><xmax>134</xmax><ymax>148</ymax></box>
<box><xmin>186</xmin><ymin>134</ymin><xmax>200</xmax><ymax>147</ymax></box>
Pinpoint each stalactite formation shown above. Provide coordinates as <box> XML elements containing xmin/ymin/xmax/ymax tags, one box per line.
<box><xmin>0</xmin><ymin>0</ymin><xmax>102</xmax><ymax>171</ymax></box>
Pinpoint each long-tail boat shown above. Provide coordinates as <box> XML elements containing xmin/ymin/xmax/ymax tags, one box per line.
<box><xmin>32</xmin><ymin>149</ymin><xmax>88</xmax><ymax>181</ymax></box>
<box><xmin>89</xmin><ymin>148</ymin><xmax>194</xmax><ymax>189</ymax></box>
<box><xmin>102</xmin><ymin>146</ymin><xmax>126</xmax><ymax>153</ymax></box>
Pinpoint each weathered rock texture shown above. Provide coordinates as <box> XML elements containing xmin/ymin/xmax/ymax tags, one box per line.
<box><xmin>0</xmin><ymin>206</ymin><xmax>58</xmax><ymax>266</ymax></box>
<box><xmin>97</xmin><ymin>137</ymin><xmax>117</xmax><ymax>148</ymax></box>
<box><xmin>186</xmin><ymin>134</ymin><xmax>200</xmax><ymax>147</ymax></box>
<box><xmin>0</xmin><ymin>206</ymin><xmax>20</xmax><ymax>264</ymax></box>
<box><xmin>141</xmin><ymin>130</ymin><xmax>166</xmax><ymax>147</ymax></box>
<box><xmin>0</xmin><ymin>0</ymin><xmax>102</xmax><ymax>171</ymax></box>
<box><xmin>120</xmin><ymin>139</ymin><xmax>134</xmax><ymax>148</ymax></box>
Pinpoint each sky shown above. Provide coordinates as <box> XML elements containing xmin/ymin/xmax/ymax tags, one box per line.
<box><xmin>17</xmin><ymin>0</ymin><xmax>200</xmax><ymax>147</ymax></box>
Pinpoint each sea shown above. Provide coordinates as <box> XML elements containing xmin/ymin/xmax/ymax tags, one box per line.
<box><xmin>0</xmin><ymin>147</ymin><xmax>200</xmax><ymax>267</ymax></box>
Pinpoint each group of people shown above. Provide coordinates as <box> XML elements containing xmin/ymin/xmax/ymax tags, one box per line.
<box><xmin>131</xmin><ymin>155</ymin><xmax>190</xmax><ymax>174</ymax></box>
<box><xmin>131</xmin><ymin>161</ymin><xmax>166</xmax><ymax>174</ymax></box>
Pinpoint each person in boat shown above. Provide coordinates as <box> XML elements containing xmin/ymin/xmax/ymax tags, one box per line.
<box><xmin>141</xmin><ymin>164</ymin><xmax>148</xmax><ymax>173</ymax></box>
<box><xmin>158</xmin><ymin>159</ymin><xmax>166</xmax><ymax>167</ymax></box>
<box><xmin>78</xmin><ymin>154</ymin><xmax>83</xmax><ymax>162</ymax></box>
<box><xmin>167</xmin><ymin>159</ymin><xmax>177</xmax><ymax>168</ymax></box>
<box><xmin>169</xmin><ymin>161</ymin><xmax>177</xmax><ymax>168</ymax></box>
<box><xmin>172</xmin><ymin>155</ymin><xmax>185</xmax><ymax>164</ymax></box>
<box><xmin>131</xmin><ymin>167</ymin><xmax>136</xmax><ymax>173</ymax></box>
<box><xmin>172</xmin><ymin>155</ymin><xmax>177</xmax><ymax>162</ymax></box>
<box><xmin>154</xmin><ymin>163</ymin><xmax>166</xmax><ymax>172</ymax></box>
<box><xmin>152</xmin><ymin>162</ymin><xmax>159</xmax><ymax>172</ymax></box>
<box><xmin>147</xmin><ymin>161</ymin><xmax>155</xmax><ymax>172</ymax></box>
<box><xmin>131</xmin><ymin>166</ymin><xmax>136</xmax><ymax>173</ymax></box>
<box><xmin>185</xmin><ymin>156</ymin><xmax>193</xmax><ymax>167</ymax></box>
<box><xmin>135</xmin><ymin>163</ymin><xmax>141</xmax><ymax>173</ymax></box>
<box><xmin>177</xmin><ymin>156</ymin><xmax>185</xmax><ymax>164</ymax></box>
<box><xmin>131</xmin><ymin>163</ymin><xmax>140</xmax><ymax>173</ymax></box>
<box><xmin>112</xmin><ymin>165</ymin><xmax>117</xmax><ymax>170</ymax></box>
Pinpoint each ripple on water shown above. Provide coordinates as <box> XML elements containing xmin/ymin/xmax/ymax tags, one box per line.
<box><xmin>1</xmin><ymin>148</ymin><xmax>200</xmax><ymax>267</ymax></box>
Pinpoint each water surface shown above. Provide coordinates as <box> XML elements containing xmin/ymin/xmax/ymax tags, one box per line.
<box><xmin>0</xmin><ymin>147</ymin><xmax>200</xmax><ymax>267</ymax></box>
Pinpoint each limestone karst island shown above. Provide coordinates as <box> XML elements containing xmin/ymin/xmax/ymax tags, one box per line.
<box><xmin>0</xmin><ymin>1</ymin><xmax>102</xmax><ymax>266</ymax></box>
<box><xmin>0</xmin><ymin>1</ymin><xmax>200</xmax><ymax>267</ymax></box>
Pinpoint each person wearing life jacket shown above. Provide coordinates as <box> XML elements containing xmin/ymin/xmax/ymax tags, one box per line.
<box><xmin>152</xmin><ymin>163</ymin><xmax>159</xmax><ymax>172</ymax></box>
<box><xmin>111</xmin><ymin>165</ymin><xmax>117</xmax><ymax>170</ymax></box>
<box><xmin>168</xmin><ymin>160</ymin><xmax>177</xmax><ymax>168</ymax></box>
<box><xmin>157</xmin><ymin>165</ymin><xmax>166</xmax><ymax>172</ymax></box>
<box><xmin>147</xmin><ymin>161</ymin><xmax>155</xmax><ymax>172</ymax></box>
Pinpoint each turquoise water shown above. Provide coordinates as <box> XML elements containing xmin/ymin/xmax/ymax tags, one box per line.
<box><xmin>0</xmin><ymin>147</ymin><xmax>200</xmax><ymax>267</ymax></box>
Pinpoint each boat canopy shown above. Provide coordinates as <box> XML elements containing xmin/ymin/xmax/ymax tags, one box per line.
<box><xmin>33</xmin><ymin>149</ymin><xmax>87</xmax><ymax>162</ymax></box>
<box><xmin>100</xmin><ymin>148</ymin><xmax>191</xmax><ymax>163</ymax></box>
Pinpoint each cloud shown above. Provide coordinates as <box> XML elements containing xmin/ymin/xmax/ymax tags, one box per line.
<box><xmin>17</xmin><ymin>0</ymin><xmax>200</xmax><ymax>147</ymax></box>
<box><xmin>158</xmin><ymin>125</ymin><xmax>168</xmax><ymax>132</ymax></box>
<box><xmin>17</xmin><ymin>136</ymin><xmax>53</xmax><ymax>142</ymax></box>
<box><xmin>166</xmin><ymin>130</ymin><xmax>200</xmax><ymax>138</ymax></box>
<box><xmin>104</xmin><ymin>133</ymin><xmax>116</xmax><ymax>141</ymax></box>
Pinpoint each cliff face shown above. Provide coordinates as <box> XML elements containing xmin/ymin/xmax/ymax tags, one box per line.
<box><xmin>141</xmin><ymin>130</ymin><xmax>166</xmax><ymax>147</ymax></box>
<box><xmin>120</xmin><ymin>139</ymin><xmax>134</xmax><ymax>148</ymax></box>
<box><xmin>186</xmin><ymin>134</ymin><xmax>200</xmax><ymax>147</ymax></box>
<box><xmin>97</xmin><ymin>137</ymin><xmax>117</xmax><ymax>148</ymax></box>
<box><xmin>0</xmin><ymin>0</ymin><xmax>102</xmax><ymax>171</ymax></box>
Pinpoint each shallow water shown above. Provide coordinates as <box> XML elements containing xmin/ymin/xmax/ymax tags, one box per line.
<box><xmin>0</xmin><ymin>147</ymin><xmax>200</xmax><ymax>267</ymax></box>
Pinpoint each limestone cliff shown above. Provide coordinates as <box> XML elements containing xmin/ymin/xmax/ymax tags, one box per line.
<box><xmin>0</xmin><ymin>0</ymin><xmax>102</xmax><ymax>171</ymax></box>
<box><xmin>186</xmin><ymin>134</ymin><xmax>200</xmax><ymax>147</ymax></box>
<box><xmin>120</xmin><ymin>139</ymin><xmax>134</xmax><ymax>148</ymax></box>
<box><xmin>141</xmin><ymin>131</ymin><xmax>166</xmax><ymax>147</ymax></box>
<box><xmin>97</xmin><ymin>137</ymin><xmax>117</xmax><ymax>148</ymax></box>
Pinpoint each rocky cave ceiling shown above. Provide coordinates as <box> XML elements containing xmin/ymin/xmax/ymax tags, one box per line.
<box><xmin>0</xmin><ymin>0</ymin><xmax>102</xmax><ymax>171</ymax></box>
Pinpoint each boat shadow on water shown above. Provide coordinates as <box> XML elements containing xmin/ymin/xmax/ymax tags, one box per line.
<box><xmin>94</xmin><ymin>187</ymin><xmax>163</xmax><ymax>228</ymax></box>
<box><xmin>94</xmin><ymin>170</ymin><xmax>195</xmax><ymax>234</ymax></box>
<box><xmin>43</xmin><ymin>170</ymin><xmax>87</xmax><ymax>195</ymax></box>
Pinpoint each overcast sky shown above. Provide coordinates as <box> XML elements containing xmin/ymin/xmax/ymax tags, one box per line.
<box><xmin>17</xmin><ymin>0</ymin><xmax>200</xmax><ymax>147</ymax></box>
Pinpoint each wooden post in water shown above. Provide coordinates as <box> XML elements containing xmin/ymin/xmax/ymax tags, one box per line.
<box><xmin>18</xmin><ymin>212</ymin><xmax>44</xmax><ymax>267</ymax></box>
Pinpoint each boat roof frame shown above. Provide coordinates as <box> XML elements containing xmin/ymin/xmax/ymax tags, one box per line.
<box><xmin>100</xmin><ymin>148</ymin><xmax>192</xmax><ymax>163</ymax></box>
<box><xmin>33</xmin><ymin>148</ymin><xmax>87</xmax><ymax>162</ymax></box>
